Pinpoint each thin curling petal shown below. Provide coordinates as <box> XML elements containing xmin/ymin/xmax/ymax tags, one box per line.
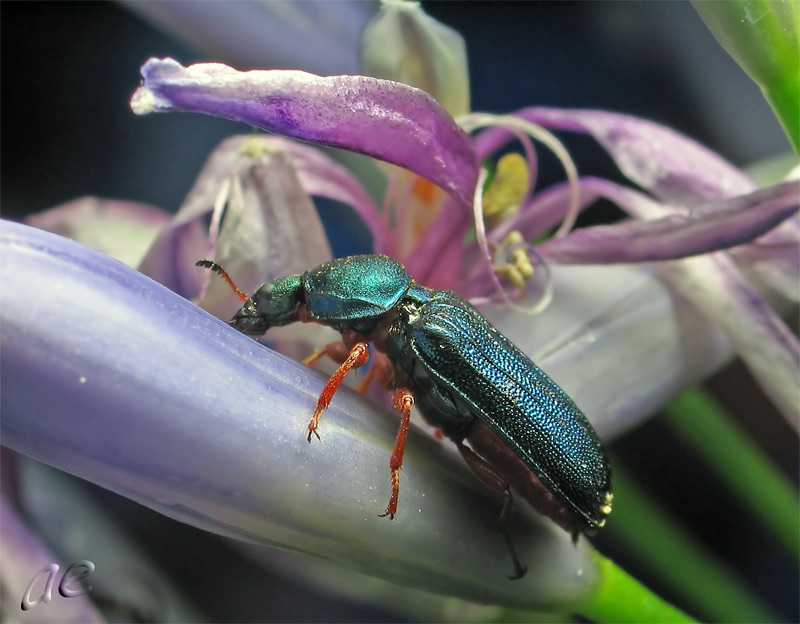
<box><xmin>139</xmin><ymin>136</ymin><xmax>332</xmax><ymax>309</ymax></box>
<box><xmin>262</xmin><ymin>137</ymin><xmax>385</xmax><ymax>251</ymax></box>
<box><xmin>0</xmin><ymin>221</ymin><xmax>599</xmax><ymax>608</ymax></box>
<box><xmin>131</xmin><ymin>58</ymin><xmax>478</xmax><ymax>207</ymax></box>
<box><xmin>202</xmin><ymin>138</ymin><xmax>333</xmax><ymax>317</ymax></box>
<box><xmin>476</xmin><ymin>108</ymin><xmax>757</xmax><ymax>204</ymax></box>
<box><xmin>138</xmin><ymin>134</ymin><xmax>376</xmax><ymax>301</ymax></box>
<box><xmin>736</xmin><ymin>216</ymin><xmax>800</xmax><ymax>302</ymax></box>
<box><xmin>138</xmin><ymin>137</ymin><xmax>247</xmax><ymax>298</ymax></box>
<box><xmin>542</xmin><ymin>181</ymin><xmax>800</xmax><ymax>264</ymax></box>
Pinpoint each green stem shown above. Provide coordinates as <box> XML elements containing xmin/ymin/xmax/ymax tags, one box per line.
<box><xmin>575</xmin><ymin>553</ymin><xmax>696</xmax><ymax>623</ymax></box>
<box><xmin>665</xmin><ymin>387</ymin><xmax>800</xmax><ymax>560</ymax></box>
<box><xmin>605</xmin><ymin>468</ymin><xmax>781</xmax><ymax>622</ymax></box>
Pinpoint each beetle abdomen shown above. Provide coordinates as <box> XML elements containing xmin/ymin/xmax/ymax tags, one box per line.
<box><xmin>398</xmin><ymin>290</ymin><xmax>612</xmax><ymax>531</ymax></box>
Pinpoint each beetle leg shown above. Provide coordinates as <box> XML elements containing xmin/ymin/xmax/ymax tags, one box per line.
<box><xmin>302</xmin><ymin>347</ymin><xmax>325</xmax><ymax>367</ymax></box>
<box><xmin>307</xmin><ymin>342</ymin><xmax>370</xmax><ymax>442</ymax></box>
<box><xmin>456</xmin><ymin>440</ymin><xmax>528</xmax><ymax>580</ymax></box>
<box><xmin>304</xmin><ymin>341</ymin><xmax>393</xmax><ymax>395</ymax></box>
<box><xmin>355</xmin><ymin>364</ymin><xmax>378</xmax><ymax>394</ymax></box>
<box><xmin>355</xmin><ymin>352</ymin><xmax>394</xmax><ymax>394</ymax></box>
<box><xmin>379</xmin><ymin>388</ymin><xmax>414</xmax><ymax>519</ymax></box>
<box><xmin>302</xmin><ymin>341</ymin><xmax>352</xmax><ymax>367</ymax></box>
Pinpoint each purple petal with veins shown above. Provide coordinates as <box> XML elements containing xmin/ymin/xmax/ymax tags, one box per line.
<box><xmin>541</xmin><ymin>181</ymin><xmax>800</xmax><ymax>264</ymax></box>
<box><xmin>131</xmin><ymin>58</ymin><xmax>478</xmax><ymax>208</ymax></box>
<box><xmin>0</xmin><ymin>220</ymin><xmax>598</xmax><ymax>608</ymax></box>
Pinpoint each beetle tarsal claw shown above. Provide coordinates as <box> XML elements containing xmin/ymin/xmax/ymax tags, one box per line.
<box><xmin>306</xmin><ymin>421</ymin><xmax>321</xmax><ymax>443</ymax></box>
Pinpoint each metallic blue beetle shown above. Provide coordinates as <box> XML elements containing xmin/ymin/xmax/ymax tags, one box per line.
<box><xmin>199</xmin><ymin>254</ymin><xmax>612</xmax><ymax>577</ymax></box>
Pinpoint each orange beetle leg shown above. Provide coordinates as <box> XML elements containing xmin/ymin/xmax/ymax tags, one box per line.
<box><xmin>306</xmin><ymin>342</ymin><xmax>370</xmax><ymax>442</ymax></box>
<box><xmin>379</xmin><ymin>388</ymin><xmax>414</xmax><ymax>519</ymax></box>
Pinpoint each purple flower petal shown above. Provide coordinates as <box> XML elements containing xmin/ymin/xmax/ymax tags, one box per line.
<box><xmin>138</xmin><ymin>135</ymin><xmax>332</xmax><ymax>312</ymax></box>
<box><xmin>540</xmin><ymin>180</ymin><xmax>800</xmax><ymax>264</ymax></box>
<box><xmin>497</xmin><ymin>177</ymin><xmax>799</xmax><ymax>428</ymax></box>
<box><xmin>735</xmin><ymin>215</ymin><xmax>800</xmax><ymax>302</ymax></box>
<box><xmin>131</xmin><ymin>58</ymin><xmax>479</xmax><ymax>208</ymax></box>
<box><xmin>26</xmin><ymin>197</ymin><xmax>171</xmax><ymax>268</ymax></box>
<box><xmin>662</xmin><ymin>252</ymin><xmax>800</xmax><ymax>429</ymax></box>
<box><xmin>0</xmin><ymin>220</ymin><xmax>598</xmax><ymax>607</ymax></box>
<box><xmin>517</xmin><ymin>108</ymin><xmax>757</xmax><ymax>204</ymax></box>
<box><xmin>475</xmin><ymin>107</ymin><xmax>756</xmax><ymax>205</ymax></box>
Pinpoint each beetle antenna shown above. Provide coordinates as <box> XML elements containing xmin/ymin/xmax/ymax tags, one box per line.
<box><xmin>195</xmin><ymin>260</ymin><xmax>249</xmax><ymax>302</ymax></box>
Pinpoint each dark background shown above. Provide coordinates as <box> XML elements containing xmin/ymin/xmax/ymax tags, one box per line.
<box><xmin>2</xmin><ymin>1</ymin><xmax>796</xmax><ymax>622</ymax></box>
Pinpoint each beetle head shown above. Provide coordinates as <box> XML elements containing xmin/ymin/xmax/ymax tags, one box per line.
<box><xmin>229</xmin><ymin>275</ymin><xmax>304</xmax><ymax>336</ymax></box>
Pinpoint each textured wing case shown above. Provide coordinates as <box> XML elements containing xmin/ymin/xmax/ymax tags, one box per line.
<box><xmin>405</xmin><ymin>291</ymin><xmax>611</xmax><ymax>528</ymax></box>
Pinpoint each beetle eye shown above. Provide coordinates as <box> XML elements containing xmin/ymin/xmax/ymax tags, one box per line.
<box><xmin>253</xmin><ymin>282</ymin><xmax>277</xmax><ymax>310</ymax></box>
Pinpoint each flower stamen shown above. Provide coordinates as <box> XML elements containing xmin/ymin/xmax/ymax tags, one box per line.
<box><xmin>491</xmin><ymin>231</ymin><xmax>535</xmax><ymax>290</ymax></box>
<box><xmin>461</xmin><ymin>113</ymin><xmax>576</xmax><ymax>313</ymax></box>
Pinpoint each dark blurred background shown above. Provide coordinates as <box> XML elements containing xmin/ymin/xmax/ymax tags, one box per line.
<box><xmin>2</xmin><ymin>1</ymin><xmax>796</xmax><ymax>622</ymax></box>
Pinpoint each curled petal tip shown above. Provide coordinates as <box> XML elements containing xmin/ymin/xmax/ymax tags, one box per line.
<box><xmin>129</xmin><ymin>57</ymin><xmax>478</xmax><ymax>207</ymax></box>
<box><xmin>131</xmin><ymin>57</ymin><xmax>190</xmax><ymax>114</ymax></box>
<box><xmin>130</xmin><ymin>86</ymin><xmax>157</xmax><ymax>115</ymax></box>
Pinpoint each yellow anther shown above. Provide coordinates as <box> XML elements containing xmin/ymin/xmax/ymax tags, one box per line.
<box><xmin>491</xmin><ymin>230</ymin><xmax>535</xmax><ymax>291</ymax></box>
<box><xmin>482</xmin><ymin>153</ymin><xmax>530</xmax><ymax>226</ymax></box>
<box><xmin>498</xmin><ymin>264</ymin><xmax>525</xmax><ymax>290</ymax></box>
<box><xmin>512</xmin><ymin>248</ymin><xmax>534</xmax><ymax>279</ymax></box>
<box><xmin>237</xmin><ymin>136</ymin><xmax>277</xmax><ymax>159</ymax></box>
